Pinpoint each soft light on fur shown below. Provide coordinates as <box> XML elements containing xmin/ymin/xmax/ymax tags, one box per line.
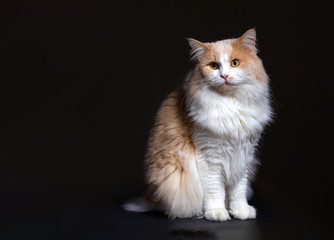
<box><xmin>124</xmin><ymin>29</ymin><xmax>272</xmax><ymax>221</ymax></box>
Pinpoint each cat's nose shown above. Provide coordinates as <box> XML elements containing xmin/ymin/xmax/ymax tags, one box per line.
<box><xmin>221</xmin><ymin>74</ymin><xmax>229</xmax><ymax>80</ymax></box>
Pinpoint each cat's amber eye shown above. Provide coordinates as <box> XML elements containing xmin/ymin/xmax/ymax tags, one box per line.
<box><xmin>209</xmin><ymin>62</ymin><xmax>219</xmax><ymax>70</ymax></box>
<box><xmin>230</xmin><ymin>59</ymin><xmax>240</xmax><ymax>67</ymax></box>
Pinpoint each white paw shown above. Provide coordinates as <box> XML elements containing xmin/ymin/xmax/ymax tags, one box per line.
<box><xmin>229</xmin><ymin>205</ymin><xmax>256</xmax><ymax>220</ymax></box>
<box><xmin>204</xmin><ymin>208</ymin><xmax>231</xmax><ymax>222</ymax></box>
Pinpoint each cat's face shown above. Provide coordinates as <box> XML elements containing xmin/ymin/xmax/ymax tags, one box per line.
<box><xmin>188</xmin><ymin>29</ymin><xmax>267</xmax><ymax>93</ymax></box>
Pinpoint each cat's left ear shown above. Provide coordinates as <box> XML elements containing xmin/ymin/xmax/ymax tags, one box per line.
<box><xmin>187</xmin><ymin>38</ymin><xmax>209</xmax><ymax>61</ymax></box>
<box><xmin>238</xmin><ymin>28</ymin><xmax>257</xmax><ymax>55</ymax></box>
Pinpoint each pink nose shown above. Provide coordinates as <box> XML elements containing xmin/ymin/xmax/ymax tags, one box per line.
<box><xmin>221</xmin><ymin>74</ymin><xmax>229</xmax><ymax>80</ymax></box>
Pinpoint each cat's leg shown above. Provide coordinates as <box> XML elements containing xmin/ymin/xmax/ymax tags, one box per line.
<box><xmin>228</xmin><ymin>171</ymin><xmax>256</xmax><ymax>220</ymax></box>
<box><xmin>198</xmin><ymin>161</ymin><xmax>231</xmax><ymax>221</ymax></box>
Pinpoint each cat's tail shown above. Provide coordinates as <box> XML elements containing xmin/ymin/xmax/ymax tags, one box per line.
<box><xmin>123</xmin><ymin>197</ymin><xmax>156</xmax><ymax>212</ymax></box>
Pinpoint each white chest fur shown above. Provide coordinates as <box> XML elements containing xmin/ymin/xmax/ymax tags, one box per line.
<box><xmin>189</xmin><ymin>85</ymin><xmax>270</xmax><ymax>140</ymax></box>
<box><xmin>188</xmin><ymin>85</ymin><xmax>271</xmax><ymax>183</ymax></box>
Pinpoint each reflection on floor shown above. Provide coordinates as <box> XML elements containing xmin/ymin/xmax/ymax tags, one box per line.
<box><xmin>0</xmin><ymin>193</ymin><xmax>324</xmax><ymax>240</ymax></box>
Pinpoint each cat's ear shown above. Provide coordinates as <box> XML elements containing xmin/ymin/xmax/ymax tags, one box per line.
<box><xmin>187</xmin><ymin>38</ymin><xmax>208</xmax><ymax>61</ymax></box>
<box><xmin>238</xmin><ymin>28</ymin><xmax>257</xmax><ymax>55</ymax></box>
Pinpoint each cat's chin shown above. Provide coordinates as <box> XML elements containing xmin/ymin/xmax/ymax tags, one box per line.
<box><xmin>221</xmin><ymin>83</ymin><xmax>237</xmax><ymax>90</ymax></box>
<box><xmin>213</xmin><ymin>83</ymin><xmax>238</xmax><ymax>93</ymax></box>
<box><xmin>209</xmin><ymin>84</ymin><xmax>237</xmax><ymax>95</ymax></box>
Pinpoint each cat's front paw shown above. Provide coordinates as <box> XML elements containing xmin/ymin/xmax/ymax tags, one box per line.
<box><xmin>204</xmin><ymin>208</ymin><xmax>231</xmax><ymax>222</ymax></box>
<box><xmin>229</xmin><ymin>204</ymin><xmax>256</xmax><ymax>220</ymax></box>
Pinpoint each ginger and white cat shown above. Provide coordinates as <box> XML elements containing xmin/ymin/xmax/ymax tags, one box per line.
<box><xmin>124</xmin><ymin>29</ymin><xmax>272</xmax><ymax>221</ymax></box>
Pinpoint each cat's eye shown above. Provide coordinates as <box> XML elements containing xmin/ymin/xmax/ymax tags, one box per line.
<box><xmin>230</xmin><ymin>59</ymin><xmax>240</xmax><ymax>67</ymax></box>
<box><xmin>209</xmin><ymin>62</ymin><xmax>219</xmax><ymax>70</ymax></box>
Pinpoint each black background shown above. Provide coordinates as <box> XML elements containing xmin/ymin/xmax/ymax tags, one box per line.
<box><xmin>1</xmin><ymin>0</ymin><xmax>333</xmax><ymax>235</ymax></box>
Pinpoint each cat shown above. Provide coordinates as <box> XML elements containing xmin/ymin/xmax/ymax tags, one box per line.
<box><xmin>124</xmin><ymin>29</ymin><xmax>272</xmax><ymax>221</ymax></box>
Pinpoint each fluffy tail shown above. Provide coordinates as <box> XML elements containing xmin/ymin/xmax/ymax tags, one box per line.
<box><xmin>123</xmin><ymin>197</ymin><xmax>156</xmax><ymax>212</ymax></box>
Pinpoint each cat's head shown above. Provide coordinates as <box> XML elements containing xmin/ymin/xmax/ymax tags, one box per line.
<box><xmin>187</xmin><ymin>29</ymin><xmax>268</xmax><ymax>93</ymax></box>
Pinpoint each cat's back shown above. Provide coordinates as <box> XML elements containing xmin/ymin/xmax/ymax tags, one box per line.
<box><xmin>146</xmin><ymin>88</ymin><xmax>194</xmax><ymax>157</ymax></box>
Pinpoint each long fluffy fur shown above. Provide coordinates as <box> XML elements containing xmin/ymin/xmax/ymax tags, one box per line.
<box><xmin>125</xmin><ymin>29</ymin><xmax>272</xmax><ymax>221</ymax></box>
<box><xmin>145</xmin><ymin>89</ymin><xmax>203</xmax><ymax>218</ymax></box>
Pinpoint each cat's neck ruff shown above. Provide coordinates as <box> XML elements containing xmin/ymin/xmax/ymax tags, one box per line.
<box><xmin>186</xmin><ymin>74</ymin><xmax>271</xmax><ymax>140</ymax></box>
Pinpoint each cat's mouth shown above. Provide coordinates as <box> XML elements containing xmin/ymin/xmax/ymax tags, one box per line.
<box><xmin>224</xmin><ymin>82</ymin><xmax>234</xmax><ymax>85</ymax></box>
<box><xmin>210</xmin><ymin>80</ymin><xmax>239</xmax><ymax>92</ymax></box>
<box><xmin>223</xmin><ymin>81</ymin><xmax>238</xmax><ymax>86</ymax></box>
<box><xmin>220</xmin><ymin>81</ymin><xmax>239</xmax><ymax>90</ymax></box>
<box><xmin>224</xmin><ymin>79</ymin><xmax>237</xmax><ymax>85</ymax></box>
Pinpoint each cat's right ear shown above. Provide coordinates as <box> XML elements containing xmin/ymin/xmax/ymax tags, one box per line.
<box><xmin>187</xmin><ymin>38</ymin><xmax>208</xmax><ymax>61</ymax></box>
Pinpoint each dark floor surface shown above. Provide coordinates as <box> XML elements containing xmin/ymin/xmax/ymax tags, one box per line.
<box><xmin>0</xmin><ymin>193</ymin><xmax>328</xmax><ymax>240</ymax></box>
